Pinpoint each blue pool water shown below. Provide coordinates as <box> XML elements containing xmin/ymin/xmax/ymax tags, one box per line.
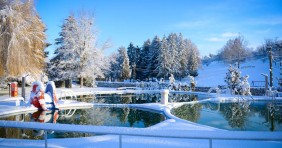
<box><xmin>172</xmin><ymin>100</ymin><xmax>282</xmax><ymax>131</ymax></box>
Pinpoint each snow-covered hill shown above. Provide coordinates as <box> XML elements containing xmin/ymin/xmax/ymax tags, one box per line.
<box><xmin>196</xmin><ymin>58</ymin><xmax>281</xmax><ymax>87</ymax></box>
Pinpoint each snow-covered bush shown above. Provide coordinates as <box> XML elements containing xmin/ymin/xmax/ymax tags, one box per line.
<box><xmin>225</xmin><ymin>64</ymin><xmax>251</xmax><ymax>95</ymax></box>
<box><xmin>238</xmin><ymin>75</ymin><xmax>251</xmax><ymax>96</ymax></box>
<box><xmin>188</xmin><ymin>75</ymin><xmax>196</xmax><ymax>91</ymax></box>
<box><xmin>169</xmin><ymin>74</ymin><xmax>175</xmax><ymax>85</ymax></box>
<box><xmin>225</xmin><ymin>64</ymin><xmax>241</xmax><ymax>94</ymax></box>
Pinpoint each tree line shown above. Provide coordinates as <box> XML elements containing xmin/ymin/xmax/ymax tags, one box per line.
<box><xmin>106</xmin><ymin>33</ymin><xmax>201</xmax><ymax>81</ymax></box>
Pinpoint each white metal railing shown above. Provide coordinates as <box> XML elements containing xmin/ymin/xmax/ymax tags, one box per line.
<box><xmin>0</xmin><ymin>120</ymin><xmax>282</xmax><ymax>148</ymax></box>
<box><xmin>59</xmin><ymin>90</ymin><xmax>77</xmax><ymax>101</ymax></box>
<box><xmin>60</xmin><ymin>109</ymin><xmax>77</xmax><ymax>118</ymax></box>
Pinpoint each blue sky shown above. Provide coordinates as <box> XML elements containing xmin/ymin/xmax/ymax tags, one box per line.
<box><xmin>35</xmin><ymin>0</ymin><xmax>282</xmax><ymax>58</ymax></box>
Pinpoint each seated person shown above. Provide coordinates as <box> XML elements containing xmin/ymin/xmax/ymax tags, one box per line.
<box><xmin>29</xmin><ymin>81</ymin><xmax>58</xmax><ymax>110</ymax></box>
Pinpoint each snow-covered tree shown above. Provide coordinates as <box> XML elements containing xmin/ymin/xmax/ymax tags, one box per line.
<box><xmin>225</xmin><ymin>64</ymin><xmax>242</xmax><ymax>94</ymax></box>
<box><xmin>76</xmin><ymin>12</ymin><xmax>98</xmax><ymax>87</ymax></box>
<box><xmin>49</xmin><ymin>15</ymin><xmax>79</xmax><ymax>80</ymax></box>
<box><xmin>127</xmin><ymin>43</ymin><xmax>140</xmax><ymax>80</ymax></box>
<box><xmin>157</xmin><ymin>36</ymin><xmax>170</xmax><ymax>78</ymax></box>
<box><xmin>189</xmin><ymin>75</ymin><xmax>196</xmax><ymax>91</ymax></box>
<box><xmin>127</xmin><ymin>43</ymin><xmax>136</xmax><ymax>67</ymax></box>
<box><xmin>220</xmin><ymin>35</ymin><xmax>251</xmax><ymax>68</ymax></box>
<box><xmin>177</xmin><ymin>36</ymin><xmax>195</xmax><ymax>78</ymax></box>
<box><xmin>106</xmin><ymin>53</ymin><xmax>119</xmax><ymax>81</ymax></box>
<box><xmin>49</xmin><ymin>12</ymin><xmax>108</xmax><ymax>87</ymax></box>
<box><xmin>238</xmin><ymin>75</ymin><xmax>251</xmax><ymax>96</ymax></box>
<box><xmin>83</xmin><ymin>40</ymin><xmax>111</xmax><ymax>86</ymax></box>
<box><xmin>175</xmin><ymin>33</ymin><xmax>185</xmax><ymax>78</ymax></box>
<box><xmin>0</xmin><ymin>0</ymin><xmax>46</xmax><ymax>80</ymax></box>
<box><xmin>139</xmin><ymin>39</ymin><xmax>151</xmax><ymax>80</ymax></box>
<box><xmin>225</xmin><ymin>64</ymin><xmax>252</xmax><ymax>95</ymax></box>
<box><xmin>123</xmin><ymin>33</ymin><xmax>200</xmax><ymax>80</ymax></box>
<box><xmin>147</xmin><ymin>36</ymin><xmax>161</xmax><ymax>78</ymax></box>
<box><xmin>116</xmin><ymin>47</ymin><xmax>131</xmax><ymax>81</ymax></box>
<box><xmin>169</xmin><ymin>74</ymin><xmax>175</xmax><ymax>85</ymax></box>
<box><xmin>187</xmin><ymin>43</ymin><xmax>200</xmax><ymax>77</ymax></box>
<box><xmin>134</xmin><ymin>46</ymin><xmax>142</xmax><ymax>80</ymax></box>
<box><xmin>167</xmin><ymin>33</ymin><xmax>180</xmax><ymax>76</ymax></box>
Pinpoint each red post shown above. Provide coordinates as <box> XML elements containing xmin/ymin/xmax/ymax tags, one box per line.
<box><xmin>11</xmin><ymin>82</ymin><xmax>18</xmax><ymax>97</ymax></box>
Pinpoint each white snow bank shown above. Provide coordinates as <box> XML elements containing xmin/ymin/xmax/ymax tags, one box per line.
<box><xmin>197</xmin><ymin>59</ymin><xmax>280</xmax><ymax>87</ymax></box>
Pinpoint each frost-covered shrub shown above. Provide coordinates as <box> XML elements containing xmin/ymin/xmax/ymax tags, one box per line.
<box><xmin>238</xmin><ymin>75</ymin><xmax>251</xmax><ymax>96</ymax></box>
<box><xmin>224</xmin><ymin>64</ymin><xmax>251</xmax><ymax>96</ymax></box>
<box><xmin>225</xmin><ymin>64</ymin><xmax>241</xmax><ymax>94</ymax></box>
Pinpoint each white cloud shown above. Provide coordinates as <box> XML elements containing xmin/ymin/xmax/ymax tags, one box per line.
<box><xmin>206</xmin><ymin>37</ymin><xmax>225</xmax><ymax>42</ymax></box>
<box><xmin>247</xmin><ymin>16</ymin><xmax>282</xmax><ymax>25</ymax></box>
<box><xmin>173</xmin><ymin>18</ymin><xmax>216</xmax><ymax>29</ymax></box>
<box><xmin>221</xmin><ymin>32</ymin><xmax>238</xmax><ymax>37</ymax></box>
<box><xmin>206</xmin><ymin>32</ymin><xmax>239</xmax><ymax>42</ymax></box>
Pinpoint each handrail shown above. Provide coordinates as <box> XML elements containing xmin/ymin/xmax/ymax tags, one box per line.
<box><xmin>0</xmin><ymin>120</ymin><xmax>282</xmax><ymax>148</ymax></box>
<box><xmin>60</xmin><ymin>109</ymin><xmax>77</xmax><ymax>118</ymax></box>
<box><xmin>59</xmin><ymin>90</ymin><xmax>77</xmax><ymax>101</ymax></box>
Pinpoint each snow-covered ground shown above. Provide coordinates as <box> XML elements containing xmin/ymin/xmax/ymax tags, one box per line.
<box><xmin>197</xmin><ymin>59</ymin><xmax>281</xmax><ymax>87</ymax></box>
<box><xmin>0</xmin><ymin>86</ymin><xmax>282</xmax><ymax>148</ymax></box>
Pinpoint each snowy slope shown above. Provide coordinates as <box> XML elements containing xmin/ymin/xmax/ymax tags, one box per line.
<box><xmin>196</xmin><ymin>59</ymin><xmax>281</xmax><ymax>87</ymax></box>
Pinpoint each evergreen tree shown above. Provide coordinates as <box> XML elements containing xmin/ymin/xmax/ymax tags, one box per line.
<box><xmin>179</xmin><ymin>39</ymin><xmax>192</xmax><ymax>78</ymax></box>
<box><xmin>127</xmin><ymin>43</ymin><xmax>137</xmax><ymax>80</ymax></box>
<box><xmin>187</xmin><ymin>43</ymin><xmax>200</xmax><ymax>77</ymax></box>
<box><xmin>176</xmin><ymin>33</ymin><xmax>186</xmax><ymax>78</ymax></box>
<box><xmin>148</xmin><ymin>36</ymin><xmax>161</xmax><ymax>78</ymax></box>
<box><xmin>134</xmin><ymin>46</ymin><xmax>142</xmax><ymax>80</ymax></box>
<box><xmin>107</xmin><ymin>53</ymin><xmax>119</xmax><ymax>81</ymax></box>
<box><xmin>125</xmin><ymin>33</ymin><xmax>201</xmax><ymax>80</ymax></box>
<box><xmin>157</xmin><ymin>36</ymin><xmax>170</xmax><ymax>78</ymax></box>
<box><xmin>49</xmin><ymin>15</ymin><xmax>79</xmax><ymax>80</ymax></box>
<box><xmin>49</xmin><ymin>12</ymin><xmax>105</xmax><ymax>87</ymax></box>
<box><xmin>127</xmin><ymin>43</ymin><xmax>136</xmax><ymax>67</ymax></box>
<box><xmin>167</xmin><ymin>33</ymin><xmax>179</xmax><ymax>76</ymax></box>
<box><xmin>140</xmin><ymin>39</ymin><xmax>151</xmax><ymax>80</ymax></box>
<box><xmin>117</xmin><ymin>47</ymin><xmax>131</xmax><ymax>81</ymax></box>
